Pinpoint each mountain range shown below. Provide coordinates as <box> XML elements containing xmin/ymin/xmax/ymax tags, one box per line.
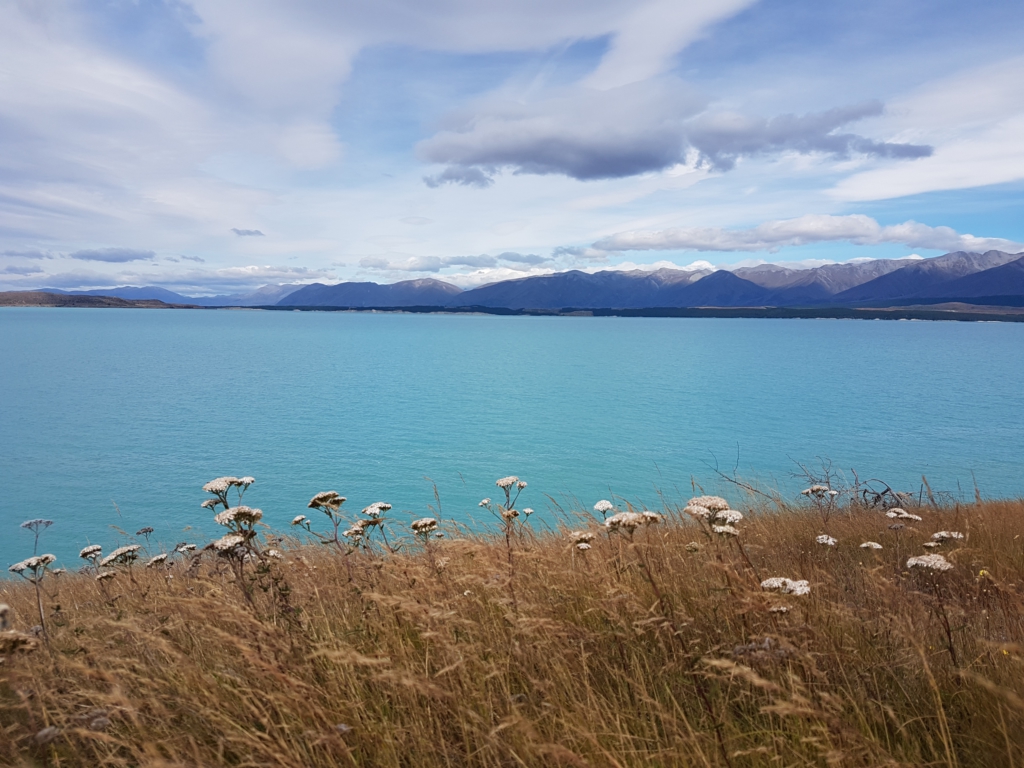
<box><xmin>24</xmin><ymin>249</ymin><xmax>1024</xmax><ymax>310</ymax></box>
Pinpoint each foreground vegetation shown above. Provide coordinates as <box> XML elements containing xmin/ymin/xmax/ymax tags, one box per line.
<box><xmin>1</xmin><ymin>477</ymin><xmax>1023</xmax><ymax>767</ymax></box>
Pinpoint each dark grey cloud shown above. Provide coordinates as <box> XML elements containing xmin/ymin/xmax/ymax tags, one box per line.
<box><xmin>1</xmin><ymin>264</ymin><xmax>44</xmax><ymax>275</ymax></box>
<box><xmin>687</xmin><ymin>101</ymin><xmax>933</xmax><ymax>171</ymax></box>
<box><xmin>181</xmin><ymin>255</ymin><xmax>206</xmax><ymax>263</ymax></box>
<box><xmin>446</xmin><ymin>254</ymin><xmax>498</xmax><ymax>267</ymax></box>
<box><xmin>418</xmin><ymin>84</ymin><xmax>932</xmax><ymax>185</ymax></box>
<box><xmin>69</xmin><ymin>247</ymin><xmax>156</xmax><ymax>263</ymax></box>
<box><xmin>423</xmin><ymin>166</ymin><xmax>493</xmax><ymax>188</ymax></box>
<box><xmin>231</xmin><ymin>228</ymin><xmax>265</xmax><ymax>236</ymax></box>
<box><xmin>497</xmin><ymin>252</ymin><xmax>546</xmax><ymax>265</ymax></box>
<box><xmin>358</xmin><ymin>252</ymin><xmax>550</xmax><ymax>273</ymax></box>
<box><xmin>1</xmin><ymin>249</ymin><xmax>55</xmax><ymax>259</ymax></box>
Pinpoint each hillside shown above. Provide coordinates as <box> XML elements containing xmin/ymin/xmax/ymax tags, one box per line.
<box><xmin>283</xmin><ymin>278</ymin><xmax>463</xmax><ymax>307</ymax></box>
<box><xmin>0</xmin><ymin>291</ymin><xmax>183</xmax><ymax>308</ymax></box>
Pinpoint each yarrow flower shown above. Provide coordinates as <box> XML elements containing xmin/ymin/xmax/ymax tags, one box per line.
<box><xmin>605</xmin><ymin>511</ymin><xmax>644</xmax><ymax>533</ymax></box>
<box><xmin>479</xmin><ymin>498</ymin><xmax>490</xmax><ymax>507</ymax></box>
<box><xmin>292</xmin><ymin>515</ymin><xmax>307</xmax><ymax>525</ymax></box>
<box><xmin>907</xmin><ymin>554</ymin><xmax>954</xmax><ymax>572</ymax></box>
<box><xmin>266</xmin><ymin>549</ymin><xmax>283</xmax><ymax>559</ymax></box>
<box><xmin>801</xmin><ymin>485</ymin><xmax>829</xmax><ymax>497</ymax></box>
<box><xmin>517</xmin><ymin>481</ymin><xmax>527</xmax><ymax>490</ymax></box>
<box><xmin>932</xmin><ymin>531</ymin><xmax>964</xmax><ymax>542</ymax></box>
<box><xmin>712</xmin><ymin>524</ymin><xmax>739</xmax><ymax>537</ymax></box>
<box><xmin>922</xmin><ymin>542</ymin><xmax>941</xmax><ymax>549</ymax></box>
<box><xmin>684</xmin><ymin>504</ymin><xmax>712</xmax><ymax>521</ymax></box>
<box><xmin>714</xmin><ymin>510</ymin><xmax>743</xmax><ymax>525</ymax></box>
<box><xmin>136</xmin><ymin>527</ymin><xmax>154</xmax><ymax>536</ymax></box>
<box><xmin>500</xmin><ymin>508</ymin><xmax>520</xmax><ymax>521</ymax></box>
<box><xmin>496</xmin><ymin>476</ymin><xmax>519</xmax><ymax>490</ymax></box>
<box><xmin>99</xmin><ymin>545</ymin><xmax>141</xmax><ymax>567</ymax></box>
<box><xmin>411</xmin><ymin>517</ymin><xmax>439</xmax><ymax>534</ymax></box>
<box><xmin>816</xmin><ymin>535</ymin><xmax>838</xmax><ymax>547</ymax></box>
<box><xmin>760</xmin><ymin>577</ymin><xmax>810</xmax><ymax>596</ymax></box>
<box><xmin>145</xmin><ymin>554</ymin><xmax>168</xmax><ymax>568</ymax></box>
<box><xmin>685</xmin><ymin>541</ymin><xmax>702</xmax><ymax>553</ymax></box>
<box><xmin>522</xmin><ymin>508</ymin><xmax>534</xmax><ymax>516</ymax></box>
<box><xmin>9</xmin><ymin>555</ymin><xmax>56</xmax><ymax>574</ymax></box>
<box><xmin>212</xmin><ymin>533</ymin><xmax>244</xmax><ymax>552</ymax></box>
<box><xmin>576</xmin><ymin>542</ymin><xmax>592</xmax><ymax>551</ymax></box>
<box><xmin>174</xmin><ymin>543</ymin><xmax>196</xmax><ymax>553</ymax></box>
<box><xmin>688</xmin><ymin>496</ymin><xmax>729</xmax><ymax>512</ymax></box>
<box><xmin>769</xmin><ymin>605</ymin><xmax>791</xmax><ymax>614</ymax></box>
<box><xmin>214</xmin><ymin>506</ymin><xmax>263</xmax><ymax>526</ymax></box>
<box><xmin>593</xmin><ymin>500</ymin><xmax>614</xmax><ymax>514</ymax></box>
<box><xmin>886</xmin><ymin>508</ymin><xmax>922</xmax><ymax>522</ymax></box>
<box><xmin>308</xmin><ymin>491</ymin><xmax>345</xmax><ymax>510</ymax></box>
<box><xmin>203</xmin><ymin>477</ymin><xmax>238</xmax><ymax>495</ymax></box>
<box><xmin>200</xmin><ymin>499</ymin><xmax>220</xmax><ymax>509</ymax></box>
<box><xmin>569</xmin><ymin>531</ymin><xmax>596</xmax><ymax>545</ymax></box>
<box><xmin>79</xmin><ymin>545</ymin><xmax>102</xmax><ymax>559</ymax></box>
<box><xmin>96</xmin><ymin>571</ymin><xmax>116</xmax><ymax>582</ymax></box>
<box><xmin>860</xmin><ymin>541</ymin><xmax>883</xmax><ymax>550</ymax></box>
<box><xmin>362</xmin><ymin>502</ymin><xmax>392</xmax><ymax>518</ymax></box>
<box><xmin>641</xmin><ymin>511</ymin><xmax>662</xmax><ymax>525</ymax></box>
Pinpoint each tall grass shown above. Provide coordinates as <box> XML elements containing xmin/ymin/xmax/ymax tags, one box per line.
<box><xmin>1</xmin><ymin>488</ymin><xmax>1023</xmax><ymax>766</ymax></box>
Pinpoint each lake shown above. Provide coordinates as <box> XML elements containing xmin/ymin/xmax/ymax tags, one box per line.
<box><xmin>2</xmin><ymin>307</ymin><xmax>1022</xmax><ymax>568</ymax></box>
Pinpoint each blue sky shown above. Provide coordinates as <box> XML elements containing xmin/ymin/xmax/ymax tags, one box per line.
<box><xmin>1</xmin><ymin>0</ymin><xmax>1023</xmax><ymax>294</ymax></box>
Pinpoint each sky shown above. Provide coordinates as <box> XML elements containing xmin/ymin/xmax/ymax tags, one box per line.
<box><xmin>1</xmin><ymin>0</ymin><xmax>1023</xmax><ymax>295</ymax></box>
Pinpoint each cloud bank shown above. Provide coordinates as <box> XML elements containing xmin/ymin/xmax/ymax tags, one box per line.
<box><xmin>594</xmin><ymin>215</ymin><xmax>1024</xmax><ymax>254</ymax></box>
<box><xmin>359</xmin><ymin>252</ymin><xmax>548</xmax><ymax>273</ymax></box>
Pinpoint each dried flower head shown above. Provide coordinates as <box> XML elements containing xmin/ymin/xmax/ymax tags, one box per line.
<box><xmin>570</xmin><ymin>531</ymin><xmax>596</xmax><ymax>545</ymax></box>
<box><xmin>411</xmin><ymin>517</ymin><xmax>439</xmax><ymax>534</ymax></box>
<box><xmin>816</xmin><ymin>535</ymin><xmax>838</xmax><ymax>547</ymax></box>
<box><xmin>886</xmin><ymin>508</ymin><xmax>923</xmax><ymax>521</ymax></box>
<box><xmin>266</xmin><ymin>549</ymin><xmax>283</xmax><ymax>559</ymax></box>
<box><xmin>20</xmin><ymin>519</ymin><xmax>53</xmax><ymax>532</ymax></box>
<box><xmin>174</xmin><ymin>543</ymin><xmax>196</xmax><ymax>553</ymax></box>
<box><xmin>203</xmin><ymin>477</ymin><xmax>238</xmax><ymax>494</ymax></box>
<box><xmin>593</xmin><ymin>500</ymin><xmax>614</xmax><ymax>513</ymax></box>
<box><xmin>575</xmin><ymin>542</ymin><xmax>592</xmax><ymax>551</ymax></box>
<box><xmin>522</xmin><ymin>507</ymin><xmax>534</xmax><ymax>516</ymax></box>
<box><xmin>212</xmin><ymin>533</ymin><xmax>244</xmax><ymax>552</ymax></box>
<box><xmin>714</xmin><ymin>509</ymin><xmax>743</xmax><ymax>525</ymax></box>
<box><xmin>496</xmin><ymin>476</ymin><xmax>519</xmax><ymax>489</ymax></box>
<box><xmin>712</xmin><ymin>524</ymin><xmax>739</xmax><ymax>537</ymax></box>
<box><xmin>292</xmin><ymin>514</ymin><xmax>307</xmax><ymax>525</ymax></box>
<box><xmin>888</xmin><ymin>523</ymin><xmax>905</xmax><ymax>531</ymax></box>
<box><xmin>685</xmin><ymin>541</ymin><xmax>702</xmax><ymax>553</ymax></box>
<box><xmin>145</xmin><ymin>554</ymin><xmax>168</xmax><ymax>568</ymax></box>
<box><xmin>214</xmin><ymin>506</ymin><xmax>263</xmax><ymax>526</ymax></box>
<box><xmin>79</xmin><ymin>545</ymin><xmax>102</xmax><ymax>559</ymax></box>
<box><xmin>342</xmin><ymin>527</ymin><xmax>365</xmax><ymax>540</ymax></box>
<box><xmin>500</xmin><ymin>508</ymin><xmax>520</xmax><ymax>521</ymax></box>
<box><xmin>641</xmin><ymin>511</ymin><xmax>662</xmax><ymax>525</ymax></box>
<box><xmin>801</xmin><ymin>485</ymin><xmax>829</xmax><ymax>498</ymax></box>
<box><xmin>479</xmin><ymin>498</ymin><xmax>491</xmax><ymax>507</ymax></box>
<box><xmin>99</xmin><ymin>545</ymin><xmax>141</xmax><ymax>567</ymax></box>
<box><xmin>605</xmin><ymin>511</ymin><xmax>644</xmax><ymax>533</ymax></box>
<box><xmin>200</xmin><ymin>499</ymin><xmax>220</xmax><ymax>509</ymax></box>
<box><xmin>932</xmin><ymin>531</ymin><xmax>964</xmax><ymax>542</ymax></box>
<box><xmin>136</xmin><ymin>527</ymin><xmax>154</xmax><ymax>536</ymax></box>
<box><xmin>769</xmin><ymin>605</ymin><xmax>791</xmax><ymax>614</ymax></box>
<box><xmin>684</xmin><ymin>504</ymin><xmax>712</xmax><ymax>521</ymax></box>
<box><xmin>689</xmin><ymin>496</ymin><xmax>729</xmax><ymax>512</ymax></box>
<box><xmin>95</xmin><ymin>571</ymin><xmax>116</xmax><ymax>582</ymax></box>
<box><xmin>860</xmin><ymin>541</ymin><xmax>883</xmax><ymax>550</ymax></box>
<box><xmin>922</xmin><ymin>542</ymin><xmax>941</xmax><ymax>549</ymax></box>
<box><xmin>517</xmin><ymin>481</ymin><xmax>527</xmax><ymax>490</ymax></box>
<box><xmin>907</xmin><ymin>554</ymin><xmax>954</xmax><ymax>572</ymax></box>
<box><xmin>308</xmin><ymin>491</ymin><xmax>345</xmax><ymax>510</ymax></box>
<box><xmin>236</xmin><ymin>476</ymin><xmax>255</xmax><ymax>488</ymax></box>
<box><xmin>760</xmin><ymin>577</ymin><xmax>810</xmax><ymax>596</ymax></box>
<box><xmin>362</xmin><ymin>502</ymin><xmax>392</xmax><ymax>518</ymax></box>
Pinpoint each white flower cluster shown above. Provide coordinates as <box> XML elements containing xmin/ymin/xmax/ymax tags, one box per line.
<box><xmin>816</xmin><ymin>535</ymin><xmax>837</xmax><ymax>547</ymax></box>
<box><xmin>931</xmin><ymin>531</ymin><xmax>964</xmax><ymax>542</ymax></box>
<box><xmin>411</xmin><ymin>517</ymin><xmax>439</xmax><ymax>534</ymax></box>
<box><xmin>214</xmin><ymin>506</ymin><xmax>263</xmax><ymax>526</ymax></box>
<box><xmin>593</xmin><ymin>500</ymin><xmax>615</xmax><ymax>513</ymax></box>
<box><xmin>569</xmin><ymin>531</ymin><xmax>595</xmax><ymax>545</ymax></box>
<box><xmin>907</xmin><ymin>554</ymin><xmax>954</xmax><ymax>571</ymax></box>
<box><xmin>203</xmin><ymin>476</ymin><xmax>254</xmax><ymax>495</ymax></box>
<box><xmin>760</xmin><ymin>577</ymin><xmax>811</xmax><ymax>596</ymax></box>
<box><xmin>496</xmin><ymin>476</ymin><xmax>519</xmax><ymax>490</ymax></box>
<box><xmin>605</xmin><ymin>511</ymin><xmax>647</xmax><ymax>533</ymax></box>
<box><xmin>292</xmin><ymin>515</ymin><xmax>307</xmax><ymax>526</ymax></box>
<box><xmin>145</xmin><ymin>554</ymin><xmax>168</xmax><ymax>568</ymax></box>
<box><xmin>801</xmin><ymin>485</ymin><xmax>839</xmax><ymax>498</ymax></box>
<box><xmin>362</xmin><ymin>502</ymin><xmax>392</xmax><ymax>518</ymax></box>
<box><xmin>100</xmin><ymin>545</ymin><xmax>141</xmax><ymax>567</ymax></box>
<box><xmin>79</xmin><ymin>545</ymin><xmax>102</xmax><ymax>559</ymax></box>
<box><xmin>714</xmin><ymin>510</ymin><xmax>743</xmax><ymax>525</ymax></box>
<box><xmin>712</xmin><ymin>525</ymin><xmax>739</xmax><ymax>537</ymax></box>
<box><xmin>860</xmin><ymin>541</ymin><xmax>883</xmax><ymax>550</ymax></box>
<box><xmin>8</xmin><ymin>554</ymin><xmax>56</xmax><ymax>574</ymax></box>
<box><xmin>886</xmin><ymin>508</ymin><xmax>922</xmax><ymax>522</ymax></box>
<box><xmin>212</xmin><ymin>533</ymin><xmax>245</xmax><ymax>552</ymax></box>
<box><xmin>308</xmin><ymin>491</ymin><xmax>345</xmax><ymax>511</ymax></box>
<box><xmin>174</xmin><ymin>543</ymin><xmax>196</xmax><ymax>553</ymax></box>
<box><xmin>479</xmin><ymin>498</ymin><xmax>491</xmax><ymax>507</ymax></box>
<box><xmin>688</xmin><ymin>496</ymin><xmax>729</xmax><ymax>513</ymax></box>
<box><xmin>683</xmin><ymin>505</ymin><xmax>712</xmax><ymax>521</ymax></box>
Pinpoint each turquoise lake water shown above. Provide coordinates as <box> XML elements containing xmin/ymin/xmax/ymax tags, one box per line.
<box><xmin>2</xmin><ymin>307</ymin><xmax>1022</xmax><ymax>569</ymax></box>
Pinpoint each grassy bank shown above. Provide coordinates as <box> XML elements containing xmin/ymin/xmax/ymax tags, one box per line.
<box><xmin>2</xmin><ymin>483</ymin><xmax>1023</xmax><ymax>767</ymax></box>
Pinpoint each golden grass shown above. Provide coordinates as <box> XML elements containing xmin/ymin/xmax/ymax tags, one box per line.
<box><xmin>2</xmin><ymin>497</ymin><xmax>1024</xmax><ymax>766</ymax></box>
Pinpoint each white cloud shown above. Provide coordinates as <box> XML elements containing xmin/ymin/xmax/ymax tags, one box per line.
<box><xmin>594</xmin><ymin>214</ymin><xmax>1024</xmax><ymax>254</ymax></box>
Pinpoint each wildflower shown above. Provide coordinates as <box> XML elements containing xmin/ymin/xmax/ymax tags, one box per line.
<box><xmin>689</xmin><ymin>495</ymin><xmax>729</xmax><ymax>512</ymax></box>
<box><xmin>860</xmin><ymin>542</ymin><xmax>883</xmax><ymax>550</ymax></box>
<box><xmin>570</xmin><ymin>531</ymin><xmax>596</xmax><ymax>545</ymax></box>
<box><xmin>214</xmin><ymin>506</ymin><xmax>263</xmax><ymax>526</ymax></box>
<box><xmin>769</xmin><ymin>605</ymin><xmax>791</xmax><ymax>614</ymax></box>
<box><xmin>496</xmin><ymin>476</ymin><xmax>519</xmax><ymax>489</ymax></box>
<box><xmin>96</xmin><ymin>571</ymin><xmax>116</xmax><ymax>582</ymax></box>
<box><xmin>79</xmin><ymin>545</ymin><xmax>102</xmax><ymax>559</ymax></box>
<box><xmin>801</xmin><ymin>485</ymin><xmax>829</xmax><ymax>497</ymax></box>
<box><xmin>501</xmin><ymin>508</ymin><xmax>520</xmax><ymax>521</ymax></box>
<box><xmin>212</xmin><ymin>533</ymin><xmax>244</xmax><ymax>551</ymax></box>
<box><xmin>434</xmin><ymin>531</ymin><xmax>444</xmax><ymax>538</ymax></box>
<box><xmin>20</xmin><ymin>519</ymin><xmax>53</xmax><ymax>532</ymax></box>
<box><xmin>342</xmin><ymin>527</ymin><xmax>364</xmax><ymax>540</ymax></box>
<box><xmin>99</xmin><ymin>545</ymin><xmax>141</xmax><ymax>567</ymax></box>
<box><xmin>593</xmin><ymin>500</ymin><xmax>614</xmax><ymax>513</ymax></box>
<box><xmin>236</xmin><ymin>476</ymin><xmax>255</xmax><ymax>488</ymax></box>
<box><xmin>174</xmin><ymin>543</ymin><xmax>196</xmax><ymax>553</ymax></box>
<box><xmin>145</xmin><ymin>554</ymin><xmax>168</xmax><ymax>568</ymax></box>
<box><xmin>685</xmin><ymin>541</ymin><xmax>702</xmax><ymax>553</ymax></box>
<box><xmin>292</xmin><ymin>514</ymin><xmax>307</xmax><ymax>525</ymax></box>
<box><xmin>362</xmin><ymin>502</ymin><xmax>392</xmax><ymax>518</ymax></box>
<box><xmin>522</xmin><ymin>507</ymin><xmax>534</xmax><ymax>516</ymax></box>
<box><xmin>932</xmin><ymin>531</ymin><xmax>964</xmax><ymax>542</ymax></box>
<box><xmin>684</xmin><ymin>504</ymin><xmax>712</xmax><ymax>520</ymax></box>
<box><xmin>411</xmin><ymin>517</ymin><xmax>439</xmax><ymax>534</ymax></box>
<box><xmin>479</xmin><ymin>498</ymin><xmax>491</xmax><ymax>507</ymax></box>
<box><xmin>641</xmin><ymin>511</ymin><xmax>662</xmax><ymax>525</ymax></box>
<box><xmin>517</xmin><ymin>481</ymin><xmax>527</xmax><ymax>490</ymax></box>
<box><xmin>907</xmin><ymin>554</ymin><xmax>954</xmax><ymax>572</ymax></box>
<box><xmin>51</xmin><ymin>568</ymin><xmax>66</xmax><ymax>576</ymax></box>
<box><xmin>266</xmin><ymin>549</ymin><xmax>283</xmax><ymax>559</ymax></box>
<box><xmin>136</xmin><ymin>527</ymin><xmax>154</xmax><ymax>536</ymax></box>
<box><xmin>308</xmin><ymin>491</ymin><xmax>345</xmax><ymax>510</ymax></box>
<box><xmin>816</xmin><ymin>535</ymin><xmax>837</xmax><ymax>547</ymax></box>
<box><xmin>712</xmin><ymin>524</ymin><xmax>739</xmax><ymax>537</ymax></box>
<box><xmin>201</xmin><ymin>499</ymin><xmax>220</xmax><ymax>509</ymax></box>
<box><xmin>888</xmin><ymin>523</ymin><xmax>905</xmax><ymax>531</ymax></box>
<box><xmin>714</xmin><ymin>509</ymin><xmax>743</xmax><ymax>525</ymax></box>
<box><xmin>606</xmin><ymin>511</ymin><xmax>644</xmax><ymax>533</ymax></box>
<box><xmin>760</xmin><ymin>577</ymin><xmax>810</xmax><ymax>596</ymax></box>
<box><xmin>886</xmin><ymin>508</ymin><xmax>922</xmax><ymax>521</ymax></box>
<box><xmin>203</xmin><ymin>476</ymin><xmax>238</xmax><ymax>494</ymax></box>
<box><xmin>828</xmin><ymin>490</ymin><xmax>839</xmax><ymax>497</ymax></box>
<box><xmin>576</xmin><ymin>543</ymin><xmax>592</xmax><ymax>551</ymax></box>
<box><xmin>922</xmin><ymin>542</ymin><xmax>941</xmax><ymax>549</ymax></box>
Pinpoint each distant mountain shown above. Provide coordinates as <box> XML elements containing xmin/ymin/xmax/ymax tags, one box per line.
<box><xmin>734</xmin><ymin>258</ymin><xmax>918</xmax><ymax>303</ymax></box>
<box><xmin>40</xmin><ymin>284</ymin><xmax>305</xmax><ymax>306</ymax></box>
<box><xmin>913</xmin><ymin>254</ymin><xmax>1024</xmax><ymax>301</ymax></box>
<box><xmin>281</xmin><ymin>278</ymin><xmax>463</xmax><ymax>307</ymax></box>
<box><xmin>832</xmin><ymin>251</ymin><xmax>1022</xmax><ymax>304</ymax></box>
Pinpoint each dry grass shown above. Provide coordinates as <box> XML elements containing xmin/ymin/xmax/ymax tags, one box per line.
<box><xmin>2</xmin><ymin>495</ymin><xmax>1024</xmax><ymax>767</ymax></box>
